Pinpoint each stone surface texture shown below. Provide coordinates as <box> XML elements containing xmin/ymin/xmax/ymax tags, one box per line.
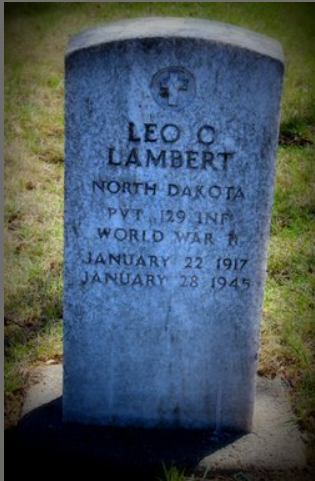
<box><xmin>64</xmin><ymin>17</ymin><xmax>284</xmax><ymax>430</ymax></box>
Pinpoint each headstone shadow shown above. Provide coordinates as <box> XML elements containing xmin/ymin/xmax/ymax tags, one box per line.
<box><xmin>12</xmin><ymin>396</ymin><xmax>243</xmax><ymax>479</ymax></box>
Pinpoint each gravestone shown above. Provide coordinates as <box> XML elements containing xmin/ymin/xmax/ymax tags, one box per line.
<box><xmin>63</xmin><ymin>17</ymin><xmax>284</xmax><ymax>432</ymax></box>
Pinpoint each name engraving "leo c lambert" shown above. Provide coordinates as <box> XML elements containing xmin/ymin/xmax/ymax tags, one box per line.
<box><xmin>106</xmin><ymin>122</ymin><xmax>235</xmax><ymax>171</ymax></box>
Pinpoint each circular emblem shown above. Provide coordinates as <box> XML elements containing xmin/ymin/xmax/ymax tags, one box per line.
<box><xmin>151</xmin><ymin>66</ymin><xmax>196</xmax><ymax>110</ymax></box>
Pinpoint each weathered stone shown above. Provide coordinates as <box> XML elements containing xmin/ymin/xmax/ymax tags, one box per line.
<box><xmin>63</xmin><ymin>17</ymin><xmax>284</xmax><ymax>431</ymax></box>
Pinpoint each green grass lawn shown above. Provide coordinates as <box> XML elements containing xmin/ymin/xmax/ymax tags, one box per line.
<box><xmin>4</xmin><ymin>2</ymin><xmax>315</xmax><ymax>444</ymax></box>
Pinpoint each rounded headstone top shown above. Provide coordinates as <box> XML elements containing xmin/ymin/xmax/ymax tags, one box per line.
<box><xmin>66</xmin><ymin>17</ymin><xmax>284</xmax><ymax>64</ymax></box>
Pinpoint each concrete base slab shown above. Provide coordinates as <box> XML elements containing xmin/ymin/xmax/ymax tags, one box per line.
<box><xmin>15</xmin><ymin>365</ymin><xmax>307</xmax><ymax>479</ymax></box>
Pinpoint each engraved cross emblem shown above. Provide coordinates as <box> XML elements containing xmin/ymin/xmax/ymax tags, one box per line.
<box><xmin>152</xmin><ymin>67</ymin><xmax>195</xmax><ymax>110</ymax></box>
<box><xmin>159</xmin><ymin>72</ymin><xmax>189</xmax><ymax>107</ymax></box>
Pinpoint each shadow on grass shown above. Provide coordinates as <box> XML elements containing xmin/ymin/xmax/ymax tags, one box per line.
<box><xmin>279</xmin><ymin>114</ymin><xmax>314</xmax><ymax>147</ymax></box>
<box><xmin>5</xmin><ymin>2</ymin><xmax>69</xmax><ymax>17</ymax></box>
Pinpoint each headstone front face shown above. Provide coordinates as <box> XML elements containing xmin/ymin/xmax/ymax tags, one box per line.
<box><xmin>63</xmin><ymin>18</ymin><xmax>284</xmax><ymax>432</ymax></box>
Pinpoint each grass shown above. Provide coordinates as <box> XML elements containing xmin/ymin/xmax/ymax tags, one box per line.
<box><xmin>158</xmin><ymin>464</ymin><xmax>186</xmax><ymax>481</ymax></box>
<box><xmin>4</xmin><ymin>1</ymin><xmax>315</xmax><ymax>445</ymax></box>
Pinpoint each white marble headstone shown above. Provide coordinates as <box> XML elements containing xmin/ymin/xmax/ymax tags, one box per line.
<box><xmin>63</xmin><ymin>17</ymin><xmax>284</xmax><ymax>431</ymax></box>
